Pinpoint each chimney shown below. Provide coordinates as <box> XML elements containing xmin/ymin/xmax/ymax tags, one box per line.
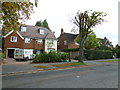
<box><xmin>53</xmin><ymin>31</ymin><xmax>55</xmax><ymax>34</ymax></box>
<box><xmin>61</xmin><ymin>28</ymin><xmax>64</xmax><ymax>34</ymax></box>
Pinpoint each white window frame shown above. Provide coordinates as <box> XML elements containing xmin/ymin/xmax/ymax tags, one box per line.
<box><xmin>38</xmin><ymin>39</ymin><xmax>43</xmax><ymax>44</ymax></box>
<box><xmin>39</xmin><ymin>29</ymin><xmax>45</xmax><ymax>35</ymax></box>
<box><xmin>11</xmin><ymin>36</ymin><xmax>17</xmax><ymax>42</ymax></box>
<box><xmin>25</xmin><ymin>38</ymin><xmax>30</xmax><ymax>43</ymax></box>
<box><xmin>21</xmin><ymin>26</ymin><xmax>27</xmax><ymax>32</ymax></box>
<box><xmin>64</xmin><ymin>40</ymin><xmax>67</xmax><ymax>45</ymax></box>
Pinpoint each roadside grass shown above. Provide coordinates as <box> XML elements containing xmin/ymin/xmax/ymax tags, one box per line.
<box><xmin>33</xmin><ymin>65</ymin><xmax>49</xmax><ymax>69</ymax></box>
<box><xmin>51</xmin><ymin>62</ymin><xmax>85</xmax><ymax>67</ymax></box>
<box><xmin>97</xmin><ymin>59</ymin><xmax>120</xmax><ymax>62</ymax></box>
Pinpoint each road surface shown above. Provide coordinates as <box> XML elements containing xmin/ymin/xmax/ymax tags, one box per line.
<box><xmin>2</xmin><ymin>62</ymin><xmax>118</xmax><ymax>88</ymax></box>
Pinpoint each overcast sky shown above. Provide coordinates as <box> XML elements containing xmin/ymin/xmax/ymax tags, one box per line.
<box><xmin>26</xmin><ymin>0</ymin><xmax>119</xmax><ymax>46</ymax></box>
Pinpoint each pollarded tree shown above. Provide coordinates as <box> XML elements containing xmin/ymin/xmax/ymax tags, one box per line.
<box><xmin>72</xmin><ymin>10</ymin><xmax>107</xmax><ymax>62</ymax></box>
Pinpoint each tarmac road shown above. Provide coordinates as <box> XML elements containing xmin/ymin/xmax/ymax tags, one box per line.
<box><xmin>2</xmin><ymin>62</ymin><xmax>118</xmax><ymax>88</ymax></box>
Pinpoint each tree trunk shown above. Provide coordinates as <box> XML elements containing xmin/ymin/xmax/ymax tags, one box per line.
<box><xmin>79</xmin><ymin>38</ymin><xmax>84</xmax><ymax>63</ymax></box>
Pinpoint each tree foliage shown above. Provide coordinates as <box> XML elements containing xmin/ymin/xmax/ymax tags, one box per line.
<box><xmin>72</xmin><ymin>10</ymin><xmax>107</xmax><ymax>62</ymax></box>
<box><xmin>75</xmin><ymin>32</ymin><xmax>99</xmax><ymax>49</ymax></box>
<box><xmin>1</xmin><ymin>2</ymin><xmax>35</xmax><ymax>35</ymax></box>
<box><xmin>35</xmin><ymin>19</ymin><xmax>51</xmax><ymax>30</ymax></box>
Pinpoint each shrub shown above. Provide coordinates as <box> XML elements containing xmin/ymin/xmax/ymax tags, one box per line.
<box><xmin>60</xmin><ymin>53</ymin><xmax>69</xmax><ymax>60</ymax></box>
<box><xmin>32</xmin><ymin>51</ymin><xmax>68</xmax><ymax>63</ymax></box>
<box><xmin>61</xmin><ymin>48</ymin><xmax>79</xmax><ymax>52</ymax></box>
<box><xmin>0</xmin><ymin>53</ymin><xmax>4</xmax><ymax>61</ymax></box>
<box><xmin>85</xmin><ymin>50</ymin><xmax>113</xmax><ymax>60</ymax></box>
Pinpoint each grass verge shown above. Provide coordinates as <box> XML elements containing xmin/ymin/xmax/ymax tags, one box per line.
<box><xmin>51</xmin><ymin>62</ymin><xmax>85</xmax><ymax>67</ymax></box>
<box><xmin>98</xmin><ymin>59</ymin><xmax>120</xmax><ymax>62</ymax></box>
<box><xmin>33</xmin><ymin>65</ymin><xmax>49</xmax><ymax>69</ymax></box>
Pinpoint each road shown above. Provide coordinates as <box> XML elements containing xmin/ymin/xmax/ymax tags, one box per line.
<box><xmin>2</xmin><ymin>62</ymin><xmax>118</xmax><ymax>88</ymax></box>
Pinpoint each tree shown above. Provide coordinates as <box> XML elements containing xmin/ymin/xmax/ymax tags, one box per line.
<box><xmin>75</xmin><ymin>32</ymin><xmax>99</xmax><ymax>49</ymax></box>
<box><xmin>1</xmin><ymin>1</ymin><xmax>37</xmax><ymax>35</ymax></box>
<box><xmin>35</xmin><ymin>21</ymin><xmax>42</xmax><ymax>27</ymax></box>
<box><xmin>72</xmin><ymin>10</ymin><xmax>107</xmax><ymax>62</ymax></box>
<box><xmin>35</xmin><ymin>19</ymin><xmax>51</xmax><ymax>30</ymax></box>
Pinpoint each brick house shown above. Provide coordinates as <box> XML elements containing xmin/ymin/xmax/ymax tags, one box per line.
<box><xmin>58</xmin><ymin>29</ymin><xmax>79</xmax><ymax>50</ymax></box>
<box><xmin>58</xmin><ymin>29</ymin><xmax>113</xmax><ymax>50</ymax></box>
<box><xmin>4</xmin><ymin>25</ymin><xmax>57</xmax><ymax>58</ymax></box>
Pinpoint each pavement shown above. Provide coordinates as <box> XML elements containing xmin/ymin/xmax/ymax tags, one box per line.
<box><xmin>1</xmin><ymin>58</ymin><xmax>118</xmax><ymax>76</ymax></box>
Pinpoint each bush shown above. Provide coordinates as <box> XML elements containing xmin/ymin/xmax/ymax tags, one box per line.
<box><xmin>116</xmin><ymin>49</ymin><xmax>120</xmax><ymax>58</ymax></box>
<box><xmin>61</xmin><ymin>48</ymin><xmax>79</xmax><ymax>52</ymax></box>
<box><xmin>85</xmin><ymin>50</ymin><xmax>113</xmax><ymax>60</ymax></box>
<box><xmin>0</xmin><ymin>53</ymin><xmax>4</xmax><ymax>61</ymax></box>
<box><xmin>32</xmin><ymin>51</ymin><xmax>68</xmax><ymax>63</ymax></box>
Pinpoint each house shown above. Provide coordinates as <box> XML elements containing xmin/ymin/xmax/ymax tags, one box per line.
<box><xmin>58</xmin><ymin>29</ymin><xmax>113</xmax><ymax>50</ymax></box>
<box><xmin>58</xmin><ymin>28</ymin><xmax>79</xmax><ymax>50</ymax></box>
<box><xmin>98</xmin><ymin>37</ymin><xmax>113</xmax><ymax>48</ymax></box>
<box><xmin>4</xmin><ymin>25</ymin><xmax>57</xmax><ymax>58</ymax></box>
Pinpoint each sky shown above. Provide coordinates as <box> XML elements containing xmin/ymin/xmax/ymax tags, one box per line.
<box><xmin>26</xmin><ymin>0</ymin><xmax>119</xmax><ymax>46</ymax></box>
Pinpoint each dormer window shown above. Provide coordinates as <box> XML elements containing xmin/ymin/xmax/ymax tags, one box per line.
<box><xmin>21</xmin><ymin>26</ymin><xmax>26</xmax><ymax>32</ymax></box>
<box><xmin>39</xmin><ymin>29</ymin><xmax>45</xmax><ymax>35</ymax></box>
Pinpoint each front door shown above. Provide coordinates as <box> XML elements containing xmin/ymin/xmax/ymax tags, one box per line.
<box><xmin>8</xmin><ymin>49</ymin><xmax>15</xmax><ymax>58</ymax></box>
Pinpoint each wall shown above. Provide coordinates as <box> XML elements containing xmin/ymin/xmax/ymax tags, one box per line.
<box><xmin>44</xmin><ymin>39</ymin><xmax>57</xmax><ymax>53</ymax></box>
<box><xmin>58</xmin><ymin>34</ymin><xmax>68</xmax><ymax>49</ymax></box>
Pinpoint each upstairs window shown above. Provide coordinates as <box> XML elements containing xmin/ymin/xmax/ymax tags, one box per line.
<box><xmin>25</xmin><ymin>38</ymin><xmax>30</xmax><ymax>43</ymax></box>
<box><xmin>38</xmin><ymin>39</ymin><xmax>43</xmax><ymax>44</ymax></box>
<box><xmin>11</xmin><ymin>36</ymin><xmax>17</xmax><ymax>42</ymax></box>
<box><xmin>64</xmin><ymin>40</ymin><xmax>67</xmax><ymax>45</ymax></box>
<box><xmin>21</xmin><ymin>26</ymin><xmax>27</xmax><ymax>32</ymax></box>
<box><xmin>39</xmin><ymin>29</ymin><xmax>45</xmax><ymax>35</ymax></box>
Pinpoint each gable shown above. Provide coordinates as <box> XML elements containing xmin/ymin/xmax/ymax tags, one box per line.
<box><xmin>4</xmin><ymin>30</ymin><xmax>24</xmax><ymax>39</ymax></box>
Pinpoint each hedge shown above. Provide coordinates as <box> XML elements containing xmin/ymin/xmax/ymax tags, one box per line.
<box><xmin>61</xmin><ymin>48</ymin><xmax>79</xmax><ymax>52</ymax></box>
<box><xmin>116</xmin><ymin>49</ymin><xmax>120</xmax><ymax>58</ymax></box>
<box><xmin>85</xmin><ymin>50</ymin><xmax>113</xmax><ymax>60</ymax></box>
<box><xmin>62</xmin><ymin>48</ymin><xmax>113</xmax><ymax>60</ymax></box>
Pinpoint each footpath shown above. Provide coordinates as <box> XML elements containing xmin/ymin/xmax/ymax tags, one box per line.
<box><xmin>1</xmin><ymin>58</ymin><xmax>117</xmax><ymax>76</ymax></box>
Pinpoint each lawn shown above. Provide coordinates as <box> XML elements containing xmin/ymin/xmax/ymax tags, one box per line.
<box><xmin>51</xmin><ymin>62</ymin><xmax>85</xmax><ymax>67</ymax></box>
<box><xmin>33</xmin><ymin>65</ymin><xmax>49</xmax><ymax>69</ymax></box>
<box><xmin>98</xmin><ymin>59</ymin><xmax>120</xmax><ymax>62</ymax></box>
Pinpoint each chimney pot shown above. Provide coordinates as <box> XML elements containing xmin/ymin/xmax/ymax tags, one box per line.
<box><xmin>61</xmin><ymin>28</ymin><xmax>63</xmax><ymax>34</ymax></box>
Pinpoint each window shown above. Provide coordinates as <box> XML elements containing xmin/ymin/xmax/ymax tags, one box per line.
<box><xmin>11</xmin><ymin>36</ymin><xmax>17</xmax><ymax>42</ymax></box>
<box><xmin>21</xmin><ymin>26</ymin><xmax>27</xmax><ymax>32</ymax></box>
<box><xmin>64</xmin><ymin>40</ymin><xmax>67</xmax><ymax>45</ymax></box>
<box><xmin>39</xmin><ymin>29</ymin><xmax>45</xmax><ymax>35</ymax></box>
<box><xmin>75</xmin><ymin>42</ymin><xmax>79</xmax><ymax>45</ymax></box>
<box><xmin>38</xmin><ymin>39</ymin><xmax>42</xmax><ymax>44</ymax></box>
<box><xmin>47</xmin><ymin>40</ymin><xmax>53</xmax><ymax>44</ymax></box>
<box><xmin>25</xmin><ymin>38</ymin><xmax>30</xmax><ymax>43</ymax></box>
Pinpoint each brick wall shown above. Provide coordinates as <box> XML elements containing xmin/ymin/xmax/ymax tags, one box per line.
<box><xmin>58</xmin><ymin>34</ymin><xmax>68</xmax><ymax>49</ymax></box>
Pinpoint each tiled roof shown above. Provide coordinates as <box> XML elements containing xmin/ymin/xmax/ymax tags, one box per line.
<box><xmin>63</xmin><ymin>33</ymin><xmax>78</xmax><ymax>42</ymax></box>
<box><xmin>18</xmin><ymin>25</ymin><xmax>56</xmax><ymax>39</ymax></box>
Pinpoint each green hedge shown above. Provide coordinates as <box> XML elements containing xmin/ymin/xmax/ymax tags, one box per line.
<box><xmin>62</xmin><ymin>48</ymin><xmax>113</xmax><ymax>60</ymax></box>
<box><xmin>85</xmin><ymin>50</ymin><xmax>113</xmax><ymax>60</ymax></box>
<box><xmin>116</xmin><ymin>49</ymin><xmax>120</xmax><ymax>58</ymax></box>
<box><xmin>32</xmin><ymin>51</ymin><xmax>69</xmax><ymax>63</ymax></box>
<box><xmin>61</xmin><ymin>48</ymin><xmax>79</xmax><ymax>52</ymax></box>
